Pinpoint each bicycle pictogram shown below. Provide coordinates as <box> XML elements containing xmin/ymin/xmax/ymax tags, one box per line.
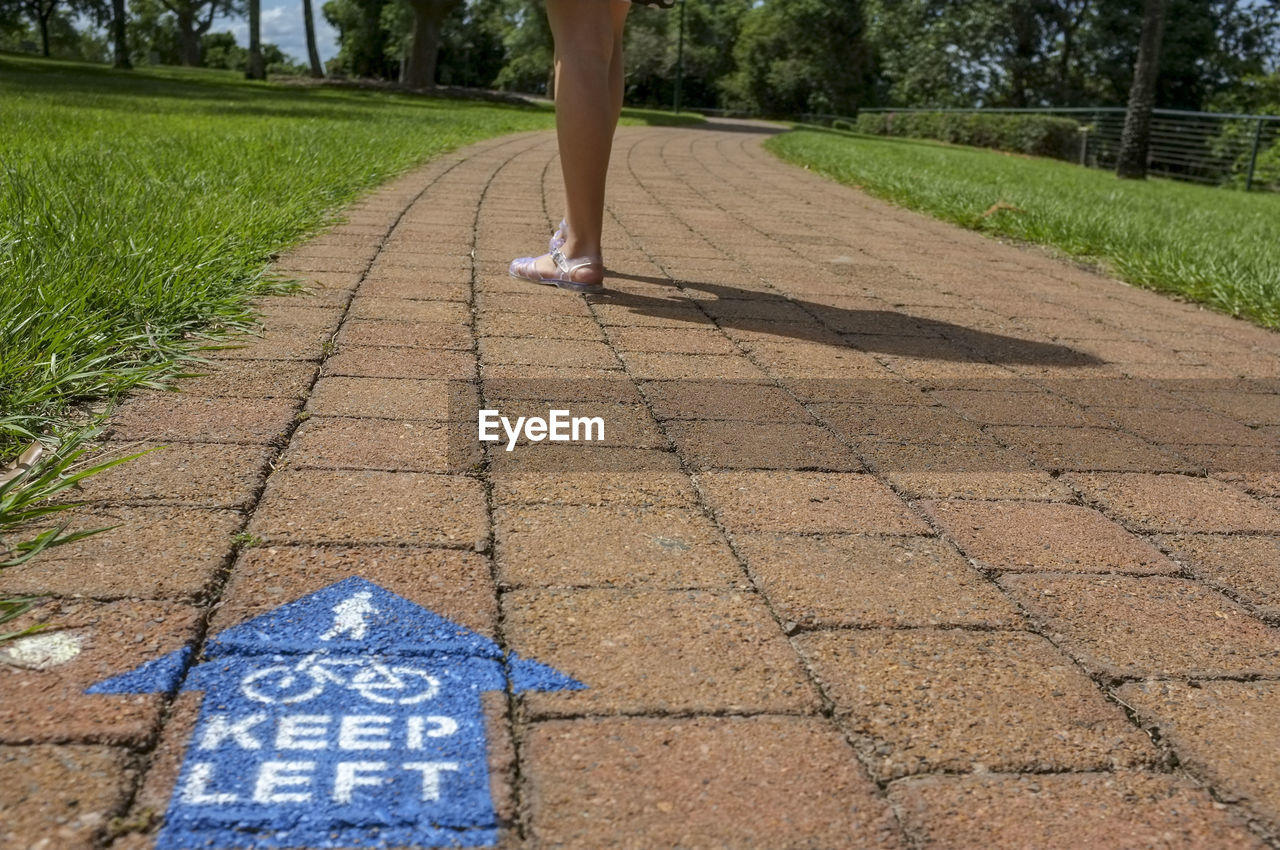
<box><xmin>240</xmin><ymin>653</ymin><xmax>441</xmax><ymax>705</ymax></box>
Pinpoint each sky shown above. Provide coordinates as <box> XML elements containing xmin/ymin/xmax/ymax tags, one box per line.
<box><xmin>211</xmin><ymin>0</ymin><xmax>342</xmax><ymax>65</ymax></box>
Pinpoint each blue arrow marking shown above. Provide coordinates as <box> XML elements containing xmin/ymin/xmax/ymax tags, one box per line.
<box><xmin>89</xmin><ymin>577</ymin><xmax>583</xmax><ymax>849</ymax></box>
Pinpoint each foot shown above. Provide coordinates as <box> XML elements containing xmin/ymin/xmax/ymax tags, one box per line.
<box><xmin>509</xmin><ymin>248</ymin><xmax>605</xmax><ymax>292</ymax></box>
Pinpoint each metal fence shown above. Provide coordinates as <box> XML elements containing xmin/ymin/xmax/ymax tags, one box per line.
<box><xmin>801</xmin><ymin>107</ymin><xmax>1280</xmax><ymax>192</ymax></box>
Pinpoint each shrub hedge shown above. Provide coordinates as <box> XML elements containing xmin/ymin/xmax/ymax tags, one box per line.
<box><xmin>850</xmin><ymin>111</ymin><xmax>1083</xmax><ymax>161</ymax></box>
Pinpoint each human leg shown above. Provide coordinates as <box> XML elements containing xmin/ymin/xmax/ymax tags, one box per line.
<box><xmin>516</xmin><ymin>0</ymin><xmax>628</xmax><ymax>287</ymax></box>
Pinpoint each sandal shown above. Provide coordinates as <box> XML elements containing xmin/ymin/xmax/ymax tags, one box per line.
<box><xmin>509</xmin><ymin>247</ymin><xmax>605</xmax><ymax>293</ymax></box>
<box><xmin>550</xmin><ymin>218</ymin><xmax>568</xmax><ymax>254</ymax></box>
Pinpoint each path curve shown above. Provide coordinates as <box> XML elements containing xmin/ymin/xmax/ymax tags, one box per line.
<box><xmin>3</xmin><ymin>120</ymin><xmax>1280</xmax><ymax>849</ymax></box>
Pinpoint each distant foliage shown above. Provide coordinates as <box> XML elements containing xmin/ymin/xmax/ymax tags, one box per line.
<box><xmin>852</xmin><ymin>111</ymin><xmax>1084</xmax><ymax>161</ymax></box>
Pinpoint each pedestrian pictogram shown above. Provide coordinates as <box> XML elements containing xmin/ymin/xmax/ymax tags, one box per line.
<box><xmin>88</xmin><ymin>577</ymin><xmax>584</xmax><ymax>848</ymax></box>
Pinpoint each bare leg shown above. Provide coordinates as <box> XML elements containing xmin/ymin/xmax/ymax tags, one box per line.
<box><xmin>528</xmin><ymin>0</ymin><xmax>628</xmax><ymax>285</ymax></box>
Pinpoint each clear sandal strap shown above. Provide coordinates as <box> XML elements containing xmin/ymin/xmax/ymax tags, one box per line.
<box><xmin>551</xmin><ymin>248</ymin><xmax>602</xmax><ymax>275</ymax></box>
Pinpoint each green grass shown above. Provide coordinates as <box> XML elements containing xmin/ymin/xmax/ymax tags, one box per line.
<box><xmin>0</xmin><ymin>54</ymin><xmax>699</xmax><ymax>587</ymax></box>
<box><xmin>768</xmin><ymin>127</ymin><xmax>1280</xmax><ymax>327</ymax></box>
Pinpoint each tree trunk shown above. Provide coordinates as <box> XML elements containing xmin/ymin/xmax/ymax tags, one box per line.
<box><xmin>178</xmin><ymin>10</ymin><xmax>201</xmax><ymax>65</ymax></box>
<box><xmin>246</xmin><ymin>0</ymin><xmax>265</xmax><ymax>78</ymax></box>
<box><xmin>302</xmin><ymin>0</ymin><xmax>324</xmax><ymax>77</ymax></box>
<box><xmin>35</xmin><ymin>0</ymin><xmax>56</xmax><ymax>57</ymax></box>
<box><xmin>111</xmin><ymin>0</ymin><xmax>131</xmax><ymax>68</ymax></box>
<box><xmin>1116</xmin><ymin>0</ymin><xmax>1167</xmax><ymax>179</ymax></box>
<box><xmin>403</xmin><ymin>0</ymin><xmax>456</xmax><ymax>89</ymax></box>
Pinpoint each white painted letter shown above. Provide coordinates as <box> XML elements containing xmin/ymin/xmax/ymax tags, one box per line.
<box><xmin>199</xmin><ymin>713</ymin><xmax>266</xmax><ymax>750</ymax></box>
<box><xmin>339</xmin><ymin>715</ymin><xmax>392</xmax><ymax>750</ymax></box>
<box><xmin>502</xmin><ymin>416</ymin><xmax>525</xmax><ymax>452</ymax></box>
<box><xmin>574</xmin><ymin>416</ymin><xmax>605</xmax><ymax>442</ymax></box>
<box><xmin>549</xmin><ymin>409</ymin><xmax>570</xmax><ymax>441</ymax></box>
<box><xmin>180</xmin><ymin>762</ymin><xmax>238</xmax><ymax>804</ymax></box>
<box><xmin>525</xmin><ymin>416</ymin><xmax>547</xmax><ymax>442</ymax></box>
<box><xmin>407</xmin><ymin>716</ymin><xmax>459</xmax><ymax>748</ymax></box>
<box><xmin>334</xmin><ymin>761</ymin><xmax>387</xmax><ymax>804</ymax></box>
<box><xmin>402</xmin><ymin>761</ymin><xmax>460</xmax><ymax>802</ymax></box>
<box><xmin>478</xmin><ymin>410</ymin><xmax>500</xmax><ymax>442</ymax></box>
<box><xmin>277</xmin><ymin>715</ymin><xmax>330</xmax><ymax>750</ymax></box>
<box><xmin>253</xmin><ymin>761</ymin><xmax>314</xmax><ymax>804</ymax></box>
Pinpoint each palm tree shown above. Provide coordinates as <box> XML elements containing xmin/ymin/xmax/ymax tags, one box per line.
<box><xmin>246</xmin><ymin>0</ymin><xmax>265</xmax><ymax>78</ymax></box>
<box><xmin>302</xmin><ymin>0</ymin><xmax>324</xmax><ymax>77</ymax></box>
<box><xmin>1116</xmin><ymin>0</ymin><xmax>1167</xmax><ymax>179</ymax></box>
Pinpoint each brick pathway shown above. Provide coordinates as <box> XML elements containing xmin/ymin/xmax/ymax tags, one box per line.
<box><xmin>4</xmin><ymin>120</ymin><xmax>1280</xmax><ymax>848</ymax></box>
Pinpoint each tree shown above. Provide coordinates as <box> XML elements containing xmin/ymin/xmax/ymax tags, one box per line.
<box><xmin>402</xmin><ymin>0</ymin><xmax>459</xmax><ymax>87</ymax></box>
<box><xmin>245</xmin><ymin>0</ymin><xmax>264</xmax><ymax>77</ymax></box>
<box><xmin>158</xmin><ymin>0</ymin><xmax>237</xmax><ymax>65</ymax></box>
<box><xmin>302</xmin><ymin>0</ymin><xmax>324</xmax><ymax>76</ymax></box>
<box><xmin>111</xmin><ymin>0</ymin><xmax>130</xmax><ymax>66</ymax></box>
<box><xmin>22</xmin><ymin>0</ymin><xmax>58</xmax><ymax>55</ymax></box>
<box><xmin>1116</xmin><ymin>0</ymin><xmax>1168</xmax><ymax>178</ymax></box>
<box><xmin>324</xmin><ymin>0</ymin><xmax>398</xmax><ymax>77</ymax></box>
<box><xmin>723</xmin><ymin>0</ymin><xmax>872</xmax><ymax>116</ymax></box>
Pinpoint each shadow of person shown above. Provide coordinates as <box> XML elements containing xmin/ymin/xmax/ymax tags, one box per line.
<box><xmin>593</xmin><ymin>272</ymin><xmax>1101</xmax><ymax>368</ymax></box>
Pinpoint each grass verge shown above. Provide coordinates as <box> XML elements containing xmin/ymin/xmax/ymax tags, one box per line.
<box><xmin>768</xmin><ymin>127</ymin><xmax>1280</xmax><ymax>327</ymax></box>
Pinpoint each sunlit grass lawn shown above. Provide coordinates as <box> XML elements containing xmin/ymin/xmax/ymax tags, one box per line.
<box><xmin>0</xmin><ymin>53</ymin><xmax>697</xmax><ymax>567</ymax></box>
<box><xmin>769</xmin><ymin>128</ymin><xmax>1280</xmax><ymax>328</ymax></box>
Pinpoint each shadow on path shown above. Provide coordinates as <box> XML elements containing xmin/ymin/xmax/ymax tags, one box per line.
<box><xmin>598</xmin><ymin>272</ymin><xmax>1101</xmax><ymax>367</ymax></box>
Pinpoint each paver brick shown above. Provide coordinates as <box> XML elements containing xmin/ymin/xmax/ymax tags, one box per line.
<box><xmin>604</xmin><ymin>326</ymin><xmax>740</xmax><ymax>354</ymax></box>
<box><xmin>248</xmin><ymin>469</ymin><xmax>486</xmax><ymax>546</ymax></box>
<box><xmin>107</xmin><ymin>395</ymin><xmax>298</xmax><ymax>444</ymax></box>
<box><xmin>502</xmin><ymin>588</ymin><xmax>820</xmax><ymax>716</ymax></box>
<box><xmin>494</xmin><ymin>504</ymin><xmax>744</xmax><ymax>589</ymax></box>
<box><xmin>860</xmin><ymin>440</ymin><xmax>1071</xmax><ymax>500</ymax></box>
<box><xmin>1118</xmin><ymin>680</ymin><xmax>1280</xmax><ymax>834</ymax></box>
<box><xmin>1159</xmin><ymin>533</ymin><xmax>1280</xmax><ymax>618</ymax></box>
<box><xmin>203</xmin><ymin>327</ymin><xmax>331</xmax><ymax>362</ymax></box>
<box><xmin>524</xmin><ymin>717</ymin><xmax>904</xmax><ymax>850</ymax></box>
<box><xmin>492</xmin><ymin>470</ymin><xmax>697</xmax><ymax>507</ymax></box>
<box><xmin>478</xmin><ymin>337</ymin><xmax>618</xmax><ymax>369</ymax></box>
<box><xmin>0</xmin><ymin>506</ymin><xmax>242</xmax><ymax>599</ymax></box>
<box><xmin>335</xmin><ymin>319</ymin><xmax>474</xmax><ymax>350</ymax></box>
<box><xmin>618</xmin><ymin>352</ymin><xmax>769</xmax><ymax>381</ymax></box>
<box><xmin>668</xmin><ymin>421</ymin><xmax>863</xmax><ymax>470</ymax></box>
<box><xmin>930</xmin><ymin>389</ymin><xmax>1096</xmax><ymax>426</ymax></box>
<box><xmin>735</xmin><ymin>533</ymin><xmax>1020</xmax><ymax>628</ymax></box>
<box><xmin>486</xmin><ymin>445</ymin><xmax>681</xmax><ymax>476</ymax></box>
<box><xmin>306</xmin><ymin>376</ymin><xmax>468</xmax><ymax>420</ymax></box>
<box><xmin>323</xmin><ymin>345</ymin><xmax>475</xmax><ymax>380</ymax></box>
<box><xmin>0</xmin><ymin>745</ymin><xmax>135</xmax><ymax>850</ymax></box>
<box><xmin>1068</xmin><ymin>472</ymin><xmax>1280</xmax><ymax>532</ymax></box>
<box><xmin>815</xmin><ymin>403</ymin><xmax>989</xmax><ymax>444</ymax></box>
<box><xmin>67</xmin><ymin>441</ymin><xmax>273</xmax><ymax>509</ymax></box>
<box><xmin>989</xmin><ymin>426</ymin><xmax>1194</xmax><ymax>473</ymax></box>
<box><xmin>796</xmin><ymin>629</ymin><xmax>1154</xmax><ymax>780</ymax></box>
<box><xmin>1093</xmin><ymin>406</ymin><xmax>1270</xmax><ymax>446</ymax></box>
<box><xmin>288</xmin><ymin>416</ymin><xmax>477</xmax><ymax>472</ymax></box>
<box><xmin>699</xmin><ymin>471</ymin><xmax>927</xmax><ymax>533</ymax></box>
<box><xmin>0</xmin><ymin>598</ymin><xmax>201</xmax><ymax>745</ymax></box>
<box><xmin>481</xmin><ymin>369</ymin><xmax>643</xmax><ymax>403</ymax></box>
<box><xmin>641</xmin><ymin>380</ymin><xmax>810</xmax><ymax>422</ymax></box>
<box><xmin>348</xmin><ymin>297</ymin><xmax>469</xmax><ymax>324</ymax></box>
<box><xmin>925</xmin><ymin>501</ymin><xmax>1177</xmax><ymax>574</ymax></box>
<box><xmin>1001</xmin><ymin>574</ymin><xmax>1280</xmax><ymax>678</ymax></box>
<box><xmin>168</xmin><ymin>359</ymin><xmax>317</xmax><ymax>399</ymax></box>
<box><xmin>475</xmin><ymin>313</ymin><xmax>605</xmax><ymax>341</ymax></box>
<box><xmin>889</xmin><ymin>772</ymin><xmax>1264</xmax><ymax>850</ymax></box>
<box><xmin>210</xmin><ymin>543</ymin><xmax>498</xmax><ymax>638</ymax></box>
